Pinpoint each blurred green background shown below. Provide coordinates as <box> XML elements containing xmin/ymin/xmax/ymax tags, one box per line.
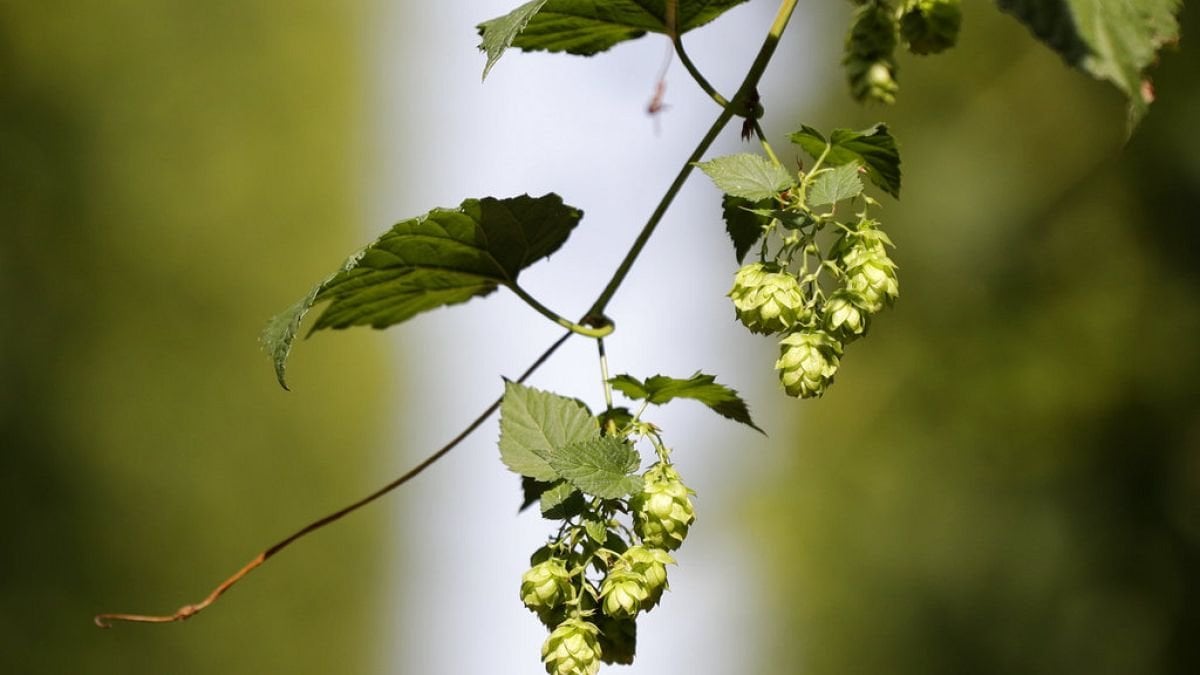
<box><xmin>2</xmin><ymin>1</ymin><xmax>1197</xmax><ymax>674</ymax></box>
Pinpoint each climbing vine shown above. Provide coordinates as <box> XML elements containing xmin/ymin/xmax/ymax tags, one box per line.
<box><xmin>96</xmin><ymin>1</ymin><xmax>1182</xmax><ymax>673</ymax></box>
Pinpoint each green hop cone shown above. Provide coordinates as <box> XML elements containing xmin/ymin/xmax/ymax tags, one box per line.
<box><xmin>844</xmin><ymin>1</ymin><xmax>900</xmax><ymax>104</ymax></box>
<box><xmin>621</xmin><ymin>545</ymin><xmax>675</xmax><ymax>611</ymax></box>
<box><xmin>631</xmin><ymin>463</ymin><xmax>696</xmax><ymax>551</ymax></box>
<box><xmin>833</xmin><ymin>218</ymin><xmax>894</xmax><ymax>267</ymax></box>
<box><xmin>845</xmin><ymin>252</ymin><xmax>899</xmax><ymax>313</ymax></box>
<box><xmin>521</xmin><ymin>559</ymin><xmax>573</xmax><ymax>613</ymax></box>
<box><xmin>899</xmin><ymin>0</ymin><xmax>962</xmax><ymax>55</ymax></box>
<box><xmin>599</xmin><ymin>568</ymin><xmax>649</xmax><ymax>619</ymax></box>
<box><xmin>542</xmin><ymin>618</ymin><xmax>602</xmax><ymax>675</ymax></box>
<box><xmin>776</xmin><ymin>330</ymin><xmax>843</xmax><ymax>398</ymax></box>
<box><xmin>729</xmin><ymin>263</ymin><xmax>808</xmax><ymax>334</ymax></box>
<box><xmin>824</xmin><ymin>289</ymin><xmax>871</xmax><ymax>340</ymax></box>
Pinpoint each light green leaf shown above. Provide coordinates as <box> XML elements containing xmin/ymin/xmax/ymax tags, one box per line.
<box><xmin>808</xmin><ymin>162</ymin><xmax>865</xmax><ymax>208</ymax></box>
<box><xmin>478</xmin><ymin>0</ymin><xmax>550</xmax><ymax>80</ymax></box>
<box><xmin>262</xmin><ymin>194</ymin><xmax>582</xmax><ymax>388</ymax></box>
<box><xmin>995</xmin><ymin>0</ymin><xmax>1181</xmax><ymax>126</ymax></box>
<box><xmin>500</xmin><ymin>381</ymin><xmax>598</xmax><ymax>482</ymax></box>
<box><xmin>547</xmin><ymin>437</ymin><xmax>643</xmax><ymax>499</ymax></box>
<box><xmin>584</xmin><ymin>518</ymin><xmax>609</xmax><ymax>543</ymax></box>
<box><xmin>698</xmin><ymin>153</ymin><xmax>796</xmax><ymax>201</ymax></box>
<box><xmin>790</xmin><ymin>124</ymin><xmax>901</xmax><ymax>198</ymax></box>
<box><xmin>721</xmin><ymin>196</ymin><xmax>771</xmax><ymax>264</ymax></box>
<box><xmin>610</xmin><ymin>372</ymin><xmax>763</xmax><ymax>433</ymax></box>
<box><xmin>481</xmin><ymin>0</ymin><xmax>750</xmax><ymax>57</ymax></box>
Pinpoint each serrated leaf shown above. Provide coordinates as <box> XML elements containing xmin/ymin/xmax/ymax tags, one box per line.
<box><xmin>500</xmin><ymin>381</ymin><xmax>598</xmax><ymax>482</ymax></box>
<box><xmin>789</xmin><ymin>124</ymin><xmax>901</xmax><ymax>198</ymax></box>
<box><xmin>996</xmin><ymin>0</ymin><xmax>1181</xmax><ymax>127</ymax></box>
<box><xmin>722</xmin><ymin>196</ymin><xmax>771</xmax><ymax>264</ymax></box>
<box><xmin>262</xmin><ymin>194</ymin><xmax>582</xmax><ymax>388</ymax></box>
<box><xmin>483</xmin><ymin>0</ymin><xmax>750</xmax><ymax>57</ymax></box>
<box><xmin>808</xmin><ymin>162</ymin><xmax>865</xmax><ymax>207</ymax></box>
<box><xmin>477</xmin><ymin>0</ymin><xmax>550</xmax><ymax>80</ymax></box>
<box><xmin>698</xmin><ymin>153</ymin><xmax>796</xmax><ymax>201</ymax></box>
<box><xmin>547</xmin><ymin>437</ymin><xmax>642</xmax><ymax>499</ymax></box>
<box><xmin>610</xmin><ymin>372</ymin><xmax>763</xmax><ymax>433</ymax></box>
<box><xmin>540</xmin><ymin>479</ymin><xmax>585</xmax><ymax>519</ymax></box>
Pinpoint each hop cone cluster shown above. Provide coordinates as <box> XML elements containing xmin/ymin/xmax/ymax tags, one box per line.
<box><xmin>844</xmin><ymin>1</ymin><xmax>899</xmax><ymax>104</ymax></box>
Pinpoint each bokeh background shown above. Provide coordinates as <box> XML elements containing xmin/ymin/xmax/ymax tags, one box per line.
<box><xmin>2</xmin><ymin>1</ymin><xmax>1197</xmax><ymax>673</ymax></box>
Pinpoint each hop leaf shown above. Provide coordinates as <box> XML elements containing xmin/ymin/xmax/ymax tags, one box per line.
<box><xmin>729</xmin><ymin>263</ymin><xmax>809</xmax><ymax>335</ymax></box>
<box><xmin>632</xmin><ymin>463</ymin><xmax>696</xmax><ymax>551</ymax></box>
<box><xmin>542</xmin><ymin>618</ymin><xmax>602</xmax><ymax>675</ymax></box>
<box><xmin>899</xmin><ymin>0</ymin><xmax>963</xmax><ymax>55</ymax></box>
<box><xmin>776</xmin><ymin>330</ymin><xmax>843</xmax><ymax>399</ymax></box>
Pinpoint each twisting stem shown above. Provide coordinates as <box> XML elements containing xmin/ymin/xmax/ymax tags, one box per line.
<box><xmin>94</xmin><ymin>0</ymin><xmax>802</xmax><ymax>629</ymax></box>
<box><xmin>509</xmin><ymin>283</ymin><xmax>615</xmax><ymax>338</ymax></box>
<box><xmin>673</xmin><ymin>35</ymin><xmax>729</xmax><ymax>108</ymax></box>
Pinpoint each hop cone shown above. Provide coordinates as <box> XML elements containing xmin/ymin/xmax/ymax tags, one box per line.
<box><xmin>729</xmin><ymin>263</ymin><xmax>808</xmax><ymax>334</ymax></box>
<box><xmin>776</xmin><ymin>330</ymin><xmax>843</xmax><ymax>398</ymax></box>
<box><xmin>844</xmin><ymin>1</ymin><xmax>900</xmax><ymax>104</ymax></box>
<box><xmin>632</xmin><ymin>463</ymin><xmax>696</xmax><ymax>551</ymax></box>
<box><xmin>521</xmin><ymin>559</ymin><xmax>572</xmax><ymax>613</ymax></box>
<box><xmin>599</xmin><ymin>568</ymin><xmax>648</xmax><ymax>619</ymax></box>
<box><xmin>845</xmin><ymin>251</ymin><xmax>899</xmax><ymax>313</ymax></box>
<box><xmin>824</xmin><ymin>289</ymin><xmax>871</xmax><ymax>340</ymax></box>
<box><xmin>899</xmin><ymin>0</ymin><xmax>962</xmax><ymax>55</ymax></box>
<box><xmin>542</xmin><ymin>618</ymin><xmax>602</xmax><ymax>675</ymax></box>
<box><xmin>622</xmin><ymin>545</ymin><xmax>675</xmax><ymax>611</ymax></box>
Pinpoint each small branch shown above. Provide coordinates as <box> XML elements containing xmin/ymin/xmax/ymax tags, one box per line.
<box><xmin>509</xmin><ymin>283</ymin><xmax>614</xmax><ymax>338</ymax></box>
<box><xmin>93</xmin><ymin>330</ymin><xmax>574</xmax><ymax>628</ymax></box>
<box><xmin>673</xmin><ymin>35</ymin><xmax>729</xmax><ymax>108</ymax></box>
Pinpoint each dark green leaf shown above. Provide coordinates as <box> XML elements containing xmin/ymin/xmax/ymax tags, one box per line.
<box><xmin>698</xmin><ymin>153</ymin><xmax>796</xmax><ymax>201</ymax></box>
<box><xmin>263</xmin><ymin>194</ymin><xmax>582</xmax><ymax>388</ymax></box>
<box><xmin>995</xmin><ymin>0</ymin><xmax>1181</xmax><ymax>126</ymax></box>
<box><xmin>500</xmin><ymin>381</ymin><xmax>598</xmax><ymax>482</ymax></box>
<box><xmin>478</xmin><ymin>0</ymin><xmax>550</xmax><ymax>80</ymax></box>
<box><xmin>789</xmin><ymin>124</ymin><xmax>901</xmax><ymax>198</ymax></box>
<box><xmin>547</xmin><ymin>437</ymin><xmax>642</xmax><ymax>499</ymax></box>
<box><xmin>808</xmin><ymin>162</ymin><xmax>865</xmax><ymax>207</ymax></box>
<box><xmin>722</xmin><ymin>196</ymin><xmax>771</xmax><ymax>264</ymax></box>
<box><xmin>596</xmin><ymin>615</ymin><xmax>638</xmax><ymax>665</ymax></box>
<box><xmin>540</xmin><ymin>479</ymin><xmax>585</xmax><ymax>519</ymax></box>
<box><xmin>520</xmin><ymin>476</ymin><xmax>553</xmax><ymax>512</ymax></box>
<box><xmin>610</xmin><ymin>372</ymin><xmax>763</xmax><ymax>433</ymax></box>
<box><xmin>485</xmin><ymin>0</ymin><xmax>750</xmax><ymax>57</ymax></box>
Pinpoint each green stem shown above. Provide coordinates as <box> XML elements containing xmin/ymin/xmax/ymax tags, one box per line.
<box><xmin>589</xmin><ymin>0</ymin><xmax>800</xmax><ymax>315</ymax></box>
<box><xmin>673</xmin><ymin>35</ymin><xmax>729</xmax><ymax>108</ymax></box>
<box><xmin>597</xmin><ymin>339</ymin><xmax>614</xmax><ymax>412</ymax></box>
<box><xmin>509</xmin><ymin>283</ymin><xmax>615</xmax><ymax>338</ymax></box>
<box><xmin>755</xmin><ymin>120</ymin><xmax>783</xmax><ymax>166</ymax></box>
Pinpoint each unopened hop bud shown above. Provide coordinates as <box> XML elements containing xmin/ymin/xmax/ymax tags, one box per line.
<box><xmin>599</xmin><ymin>568</ymin><xmax>649</xmax><ymax>619</ymax></box>
<box><xmin>729</xmin><ymin>263</ymin><xmax>808</xmax><ymax>334</ymax></box>
<box><xmin>632</xmin><ymin>463</ymin><xmax>696</xmax><ymax>551</ymax></box>
<box><xmin>824</xmin><ymin>289</ymin><xmax>871</xmax><ymax>339</ymax></box>
<box><xmin>542</xmin><ymin>618</ymin><xmax>602</xmax><ymax>675</ymax></box>
<box><xmin>521</xmin><ymin>559</ymin><xmax>572</xmax><ymax>613</ymax></box>
<box><xmin>899</xmin><ymin>0</ymin><xmax>962</xmax><ymax>55</ymax></box>
<box><xmin>776</xmin><ymin>330</ymin><xmax>843</xmax><ymax>398</ymax></box>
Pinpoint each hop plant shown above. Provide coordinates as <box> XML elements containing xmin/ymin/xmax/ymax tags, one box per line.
<box><xmin>729</xmin><ymin>263</ymin><xmax>808</xmax><ymax>334</ymax></box>
<box><xmin>844</xmin><ymin>0</ymin><xmax>900</xmax><ymax>104</ymax></box>
<box><xmin>542</xmin><ymin>618</ymin><xmax>602</xmax><ymax>675</ymax></box>
<box><xmin>521</xmin><ymin>559</ymin><xmax>573</xmax><ymax>613</ymax></box>
<box><xmin>776</xmin><ymin>330</ymin><xmax>843</xmax><ymax>398</ymax></box>
<box><xmin>899</xmin><ymin>0</ymin><xmax>963</xmax><ymax>55</ymax></box>
<box><xmin>631</xmin><ymin>463</ymin><xmax>696</xmax><ymax>551</ymax></box>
